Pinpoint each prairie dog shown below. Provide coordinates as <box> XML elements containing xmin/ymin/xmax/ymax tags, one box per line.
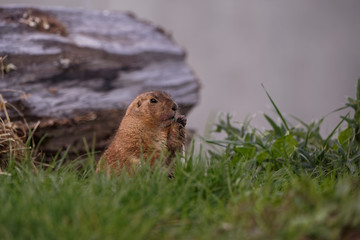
<box><xmin>96</xmin><ymin>91</ymin><xmax>186</xmax><ymax>176</ymax></box>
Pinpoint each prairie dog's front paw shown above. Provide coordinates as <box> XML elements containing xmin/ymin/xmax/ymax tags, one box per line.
<box><xmin>176</xmin><ymin>115</ymin><xmax>187</xmax><ymax>127</ymax></box>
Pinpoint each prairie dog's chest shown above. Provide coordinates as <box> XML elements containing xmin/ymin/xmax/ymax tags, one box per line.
<box><xmin>152</xmin><ymin>130</ymin><xmax>169</xmax><ymax>150</ymax></box>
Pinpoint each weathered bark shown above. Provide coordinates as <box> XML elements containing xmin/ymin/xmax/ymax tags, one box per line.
<box><xmin>0</xmin><ymin>6</ymin><xmax>200</xmax><ymax>157</ymax></box>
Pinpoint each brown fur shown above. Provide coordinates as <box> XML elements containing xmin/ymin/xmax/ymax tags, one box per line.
<box><xmin>96</xmin><ymin>91</ymin><xmax>186</xmax><ymax>176</ymax></box>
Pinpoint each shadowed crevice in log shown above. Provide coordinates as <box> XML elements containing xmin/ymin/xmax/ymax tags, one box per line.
<box><xmin>33</xmin><ymin>109</ymin><xmax>125</xmax><ymax>154</ymax></box>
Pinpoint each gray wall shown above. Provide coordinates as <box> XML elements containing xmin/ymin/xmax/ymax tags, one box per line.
<box><xmin>3</xmin><ymin>0</ymin><xmax>360</xmax><ymax>134</ymax></box>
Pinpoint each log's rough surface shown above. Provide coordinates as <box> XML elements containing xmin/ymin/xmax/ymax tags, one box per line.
<box><xmin>0</xmin><ymin>6</ymin><xmax>200</xmax><ymax>156</ymax></box>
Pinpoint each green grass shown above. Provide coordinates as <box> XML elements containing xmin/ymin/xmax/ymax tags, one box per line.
<box><xmin>1</xmin><ymin>81</ymin><xmax>360</xmax><ymax>240</ymax></box>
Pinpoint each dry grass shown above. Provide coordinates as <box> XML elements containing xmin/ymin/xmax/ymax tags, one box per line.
<box><xmin>0</xmin><ymin>55</ymin><xmax>36</xmax><ymax>173</ymax></box>
<box><xmin>0</xmin><ymin>95</ymin><xmax>28</xmax><ymax>168</ymax></box>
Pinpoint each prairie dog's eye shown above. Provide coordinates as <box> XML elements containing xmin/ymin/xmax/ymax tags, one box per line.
<box><xmin>150</xmin><ymin>98</ymin><xmax>158</xmax><ymax>103</ymax></box>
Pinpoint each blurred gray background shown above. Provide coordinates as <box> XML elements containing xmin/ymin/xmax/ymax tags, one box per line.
<box><xmin>2</xmin><ymin>0</ymin><xmax>360</xmax><ymax>135</ymax></box>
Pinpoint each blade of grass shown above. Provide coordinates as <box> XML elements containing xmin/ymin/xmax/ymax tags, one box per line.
<box><xmin>264</xmin><ymin>114</ymin><xmax>283</xmax><ymax>136</ymax></box>
<box><xmin>289</xmin><ymin>114</ymin><xmax>309</xmax><ymax>128</ymax></box>
<box><xmin>262</xmin><ymin>84</ymin><xmax>290</xmax><ymax>133</ymax></box>
<box><xmin>324</xmin><ymin>112</ymin><xmax>350</xmax><ymax>147</ymax></box>
<box><xmin>0</xmin><ymin>55</ymin><xmax>7</xmax><ymax>80</ymax></box>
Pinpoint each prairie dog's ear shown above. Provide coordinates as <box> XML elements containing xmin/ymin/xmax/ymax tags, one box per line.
<box><xmin>137</xmin><ymin>100</ymin><xmax>142</xmax><ymax>108</ymax></box>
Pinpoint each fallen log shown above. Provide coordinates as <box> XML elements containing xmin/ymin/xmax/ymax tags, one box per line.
<box><xmin>0</xmin><ymin>6</ymin><xmax>200</xmax><ymax>158</ymax></box>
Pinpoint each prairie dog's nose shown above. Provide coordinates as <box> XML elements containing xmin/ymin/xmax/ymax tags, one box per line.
<box><xmin>172</xmin><ymin>103</ymin><xmax>178</xmax><ymax>111</ymax></box>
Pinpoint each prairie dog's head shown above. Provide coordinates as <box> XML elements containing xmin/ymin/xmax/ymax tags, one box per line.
<box><xmin>125</xmin><ymin>91</ymin><xmax>178</xmax><ymax>126</ymax></box>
